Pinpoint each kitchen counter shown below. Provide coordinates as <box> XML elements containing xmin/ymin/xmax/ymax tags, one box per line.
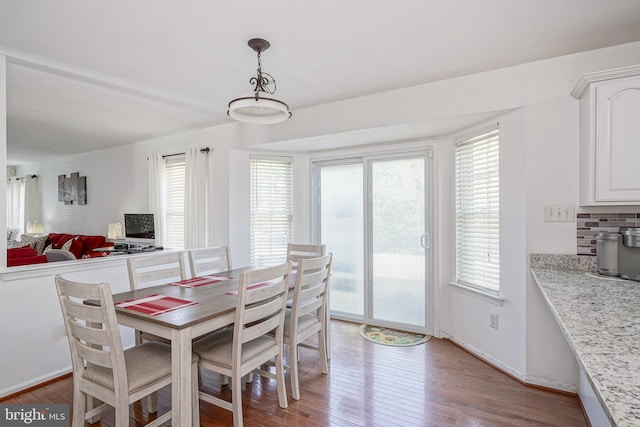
<box><xmin>531</xmin><ymin>265</ymin><xmax>640</xmax><ymax>427</ymax></box>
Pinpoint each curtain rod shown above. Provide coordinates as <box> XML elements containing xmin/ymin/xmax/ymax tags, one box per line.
<box><xmin>10</xmin><ymin>175</ymin><xmax>38</xmax><ymax>180</ymax></box>
<box><xmin>162</xmin><ymin>147</ymin><xmax>210</xmax><ymax>159</ymax></box>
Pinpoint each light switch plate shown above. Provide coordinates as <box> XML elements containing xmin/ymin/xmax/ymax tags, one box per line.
<box><xmin>543</xmin><ymin>204</ymin><xmax>575</xmax><ymax>222</ymax></box>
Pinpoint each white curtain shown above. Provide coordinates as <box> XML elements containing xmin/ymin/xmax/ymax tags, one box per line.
<box><xmin>184</xmin><ymin>147</ymin><xmax>209</xmax><ymax>249</ymax></box>
<box><xmin>148</xmin><ymin>154</ymin><xmax>167</xmax><ymax>247</ymax></box>
<box><xmin>6</xmin><ymin>178</ymin><xmax>23</xmax><ymax>231</ymax></box>
<box><xmin>23</xmin><ymin>175</ymin><xmax>40</xmax><ymax>227</ymax></box>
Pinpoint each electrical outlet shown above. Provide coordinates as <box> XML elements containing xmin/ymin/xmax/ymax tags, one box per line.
<box><xmin>490</xmin><ymin>313</ymin><xmax>499</xmax><ymax>329</ymax></box>
<box><xmin>543</xmin><ymin>204</ymin><xmax>575</xmax><ymax>222</ymax></box>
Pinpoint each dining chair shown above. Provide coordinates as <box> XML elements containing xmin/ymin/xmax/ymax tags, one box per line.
<box><xmin>192</xmin><ymin>262</ymin><xmax>291</xmax><ymax>427</ymax></box>
<box><xmin>126</xmin><ymin>251</ymin><xmax>187</xmax><ymax>412</ymax></box>
<box><xmin>127</xmin><ymin>251</ymin><xmax>187</xmax><ymax>344</ymax></box>
<box><xmin>285</xmin><ymin>243</ymin><xmax>331</xmax><ymax>358</ymax></box>
<box><xmin>188</xmin><ymin>246</ymin><xmax>232</xmax><ymax>278</ymax></box>
<box><xmin>286</xmin><ymin>243</ymin><xmax>326</xmax><ymax>270</ymax></box>
<box><xmin>54</xmin><ymin>274</ymin><xmax>199</xmax><ymax>427</ymax></box>
<box><xmin>127</xmin><ymin>251</ymin><xmax>187</xmax><ymax>291</ymax></box>
<box><xmin>284</xmin><ymin>253</ymin><xmax>332</xmax><ymax>400</ymax></box>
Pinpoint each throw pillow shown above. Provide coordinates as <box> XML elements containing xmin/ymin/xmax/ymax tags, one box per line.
<box><xmin>6</xmin><ymin>227</ymin><xmax>20</xmax><ymax>241</ymax></box>
<box><xmin>61</xmin><ymin>236</ymin><xmax>76</xmax><ymax>252</ymax></box>
<box><xmin>78</xmin><ymin>235</ymin><xmax>107</xmax><ymax>256</ymax></box>
<box><xmin>69</xmin><ymin>237</ymin><xmax>85</xmax><ymax>259</ymax></box>
<box><xmin>10</xmin><ymin>241</ymin><xmax>31</xmax><ymax>249</ymax></box>
<box><xmin>19</xmin><ymin>234</ymin><xmax>49</xmax><ymax>255</ymax></box>
<box><xmin>51</xmin><ymin>234</ymin><xmax>74</xmax><ymax>249</ymax></box>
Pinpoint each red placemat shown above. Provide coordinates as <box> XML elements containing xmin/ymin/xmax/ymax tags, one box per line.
<box><xmin>225</xmin><ymin>282</ymin><xmax>272</xmax><ymax>295</ymax></box>
<box><xmin>225</xmin><ymin>282</ymin><xmax>293</xmax><ymax>295</ymax></box>
<box><xmin>170</xmin><ymin>276</ymin><xmax>232</xmax><ymax>288</ymax></box>
<box><xmin>116</xmin><ymin>294</ymin><xmax>197</xmax><ymax>316</ymax></box>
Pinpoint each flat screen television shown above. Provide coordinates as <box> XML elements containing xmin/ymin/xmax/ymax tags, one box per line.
<box><xmin>124</xmin><ymin>213</ymin><xmax>156</xmax><ymax>247</ymax></box>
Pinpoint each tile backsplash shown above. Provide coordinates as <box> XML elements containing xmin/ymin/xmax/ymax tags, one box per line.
<box><xmin>577</xmin><ymin>213</ymin><xmax>640</xmax><ymax>255</ymax></box>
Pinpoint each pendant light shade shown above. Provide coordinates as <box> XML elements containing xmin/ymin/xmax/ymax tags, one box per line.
<box><xmin>227</xmin><ymin>38</ymin><xmax>292</xmax><ymax>124</ymax></box>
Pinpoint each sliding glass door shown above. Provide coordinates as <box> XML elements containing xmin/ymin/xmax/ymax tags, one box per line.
<box><xmin>369</xmin><ymin>156</ymin><xmax>427</xmax><ymax>327</ymax></box>
<box><xmin>318</xmin><ymin>161</ymin><xmax>364</xmax><ymax>317</ymax></box>
<box><xmin>314</xmin><ymin>151</ymin><xmax>432</xmax><ymax>333</ymax></box>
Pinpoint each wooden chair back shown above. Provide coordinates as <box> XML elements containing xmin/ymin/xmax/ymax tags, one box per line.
<box><xmin>286</xmin><ymin>253</ymin><xmax>332</xmax><ymax>400</ymax></box>
<box><xmin>55</xmin><ymin>274</ymin><xmax>185</xmax><ymax>426</ymax></box>
<box><xmin>291</xmin><ymin>253</ymin><xmax>333</xmax><ymax>324</ymax></box>
<box><xmin>127</xmin><ymin>251</ymin><xmax>186</xmax><ymax>290</ymax></box>
<box><xmin>188</xmin><ymin>246</ymin><xmax>232</xmax><ymax>278</ymax></box>
<box><xmin>286</xmin><ymin>243</ymin><xmax>326</xmax><ymax>269</ymax></box>
<box><xmin>193</xmin><ymin>262</ymin><xmax>292</xmax><ymax>426</ymax></box>
<box><xmin>55</xmin><ymin>275</ymin><xmax>128</xmax><ymax>401</ymax></box>
<box><xmin>235</xmin><ymin>262</ymin><xmax>292</xmax><ymax>351</ymax></box>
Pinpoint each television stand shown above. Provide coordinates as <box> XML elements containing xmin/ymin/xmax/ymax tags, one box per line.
<box><xmin>94</xmin><ymin>245</ymin><xmax>161</xmax><ymax>255</ymax></box>
<box><xmin>127</xmin><ymin>244</ymin><xmax>157</xmax><ymax>253</ymax></box>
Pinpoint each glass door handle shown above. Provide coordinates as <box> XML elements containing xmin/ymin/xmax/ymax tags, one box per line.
<box><xmin>420</xmin><ymin>234</ymin><xmax>429</xmax><ymax>249</ymax></box>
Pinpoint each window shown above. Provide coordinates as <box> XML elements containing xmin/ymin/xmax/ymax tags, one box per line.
<box><xmin>164</xmin><ymin>155</ymin><xmax>186</xmax><ymax>248</ymax></box>
<box><xmin>455</xmin><ymin>126</ymin><xmax>500</xmax><ymax>293</ymax></box>
<box><xmin>250</xmin><ymin>156</ymin><xmax>293</xmax><ymax>265</ymax></box>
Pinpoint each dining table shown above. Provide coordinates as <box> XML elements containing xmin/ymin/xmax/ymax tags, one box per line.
<box><xmin>110</xmin><ymin>265</ymin><xmax>263</xmax><ymax>426</ymax></box>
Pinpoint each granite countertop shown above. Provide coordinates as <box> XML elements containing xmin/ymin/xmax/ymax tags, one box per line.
<box><xmin>531</xmin><ymin>261</ymin><xmax>640</xmax><ymax>427</ymax></box>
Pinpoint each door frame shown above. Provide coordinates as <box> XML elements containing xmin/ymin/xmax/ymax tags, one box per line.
<box><xmin>311</xmin><ymin>147</ymin><xmax>434</xmax><ymax>335</ymax></box>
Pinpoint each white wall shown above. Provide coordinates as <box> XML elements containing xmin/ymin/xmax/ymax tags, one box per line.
<box><xmin>0</xmin><ymin>258</ymin><xmax>135</xmax><ymax>397</ymax></box>
<box><xmin>445</xmin><ymin>109</ymin><xmax>529</xmax><ymax>381</ymax></box>
<box><xmin>524</xmin><ymin>96</ymin><xmax>581</xmax><ymax>389</ymax></box>
<box><xmin>525</xmin><ymin>96</ymin><xmax>580</xmax><ymax>254</ymax></box>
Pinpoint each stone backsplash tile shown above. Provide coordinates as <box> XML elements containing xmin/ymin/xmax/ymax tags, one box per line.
<box><xmin>576</xmin><ymin>213</ymin><xmax>640</xmax><ymax>256</ymax></box>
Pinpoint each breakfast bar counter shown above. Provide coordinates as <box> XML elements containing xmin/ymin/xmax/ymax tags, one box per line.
<box><xmin>530</xmin><ymin>264</ymin><xmax>640</xmax><ymax>427</ymax></box>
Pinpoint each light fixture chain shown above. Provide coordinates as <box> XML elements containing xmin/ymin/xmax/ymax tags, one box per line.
<box><xmin>250</xmin><ymin>50</ymin><xmax>276</xmax><ymax>96</ymax></box>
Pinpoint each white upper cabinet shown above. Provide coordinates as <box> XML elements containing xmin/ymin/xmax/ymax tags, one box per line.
<box><xmin>572</xmin><ymin>65</ymin><xmax>640</xmax><ymax>206</ymax></box>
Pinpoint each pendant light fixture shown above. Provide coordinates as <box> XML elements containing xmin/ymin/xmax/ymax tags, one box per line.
<box><xmin>227</xmin><ymin>38</ymin><xmax>292</xmax><ymax>124</ymax></box>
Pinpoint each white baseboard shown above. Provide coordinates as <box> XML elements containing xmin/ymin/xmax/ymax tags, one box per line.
<box><xmin>442</xmin><ymin>332</ymin><xmax>576</xmax><ymax>393</ymax></box>
<box><xmin>0</xmin><ymin>366</ymin><xmax>72</xmax><ymax>399</ymax></box>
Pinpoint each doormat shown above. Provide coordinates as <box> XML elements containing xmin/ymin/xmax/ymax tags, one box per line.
<box><xmin>358</xmin><ymin>324</ymin><xmax>431</xmax><ymax>347</ymax></box>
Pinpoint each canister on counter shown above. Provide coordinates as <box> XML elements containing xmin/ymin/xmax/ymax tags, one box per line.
<box><xmin>595</xmin><ymin>231</ymin><xmax>620</xmax><ymax>276</ymax></box>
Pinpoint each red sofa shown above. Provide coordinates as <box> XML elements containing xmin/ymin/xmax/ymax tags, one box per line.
<box><xmin>7</xmin><ymin>233</ymin><xmax>113</xmax><ymax>267</ymax></box>
<box><xmin>46</xmin><ymin>233</ymin><xmax>112</xmax><ymax>259</ymax></box>
<box><xmin>7</xmin><ymin>246</ymin><xmax>47</xmax><ymax>267</ymax></box>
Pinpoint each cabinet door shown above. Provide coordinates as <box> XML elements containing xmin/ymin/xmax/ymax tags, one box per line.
<box><xmin>595</xmin><ymin>76</ymin><xmax>640</xmax><ymax>202</ymax></box>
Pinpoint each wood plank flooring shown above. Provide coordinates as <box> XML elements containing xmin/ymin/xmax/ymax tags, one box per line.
<box><xmin>2</xmin><ymin>320</ymin><xmax>588</xmax><ymax>426</ymax></box>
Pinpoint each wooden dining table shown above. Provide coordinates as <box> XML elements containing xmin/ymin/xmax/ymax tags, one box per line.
<box><xmin>110</xmin><ymin>266</ymin><xmax>262</xmax><ymax>426</ymax></box>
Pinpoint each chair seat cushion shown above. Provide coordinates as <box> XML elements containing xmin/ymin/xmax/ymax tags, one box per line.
<box><xmin>283</xmin><ymin>311</ymin><xmax>321</xmax><ymax>339</ymax></box>
<box><xmin>193</xmin><ymin>329</ymin><xmax>277</xmax><ymax>368</ymax></box>
<box><xmin>83</xmin><ymin>341</ymin><xmax>192</xmax><ymax>393</ymax></box>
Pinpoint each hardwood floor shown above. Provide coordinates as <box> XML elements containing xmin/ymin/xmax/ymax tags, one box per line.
<box><xmin>3</xmin><ymin>320</ymin><xmax>588</xmax><ymax>426</ymax></box>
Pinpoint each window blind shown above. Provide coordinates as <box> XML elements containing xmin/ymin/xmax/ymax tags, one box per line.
<box><xmin>250</xmin><ymin>157</ymin><xmax>293</xmax><ymax>265</ymax></box>
<box><xmin>165</xmin><ymin>155</ymin><xmax>186</xmax><ymax>249</ymax></box>
<box><xmin>455</xmin><ymin>128</ymin><xmax>500</xmax><ymax>293</ymax></box>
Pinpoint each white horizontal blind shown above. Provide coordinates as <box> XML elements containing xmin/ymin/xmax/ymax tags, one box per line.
<box><xmin>455</xmin><ymin>128</ymin><xmax>500</xmax><ymax>293</ymax></box>
<box><xmin>250</xmin><ymin>157</ymin><xmax>293</xmax><ymax>266</ymax></box>
<box><xmin>165</xmin><ymin>155</ymin><xmax>186</xmax><ymax>249</ymax></box>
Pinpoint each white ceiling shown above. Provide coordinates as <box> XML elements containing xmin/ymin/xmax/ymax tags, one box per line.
<box><xmin>2</xmin><ymin>0</ymin><xmax>640</xmax><ymax>163</ymax></box>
